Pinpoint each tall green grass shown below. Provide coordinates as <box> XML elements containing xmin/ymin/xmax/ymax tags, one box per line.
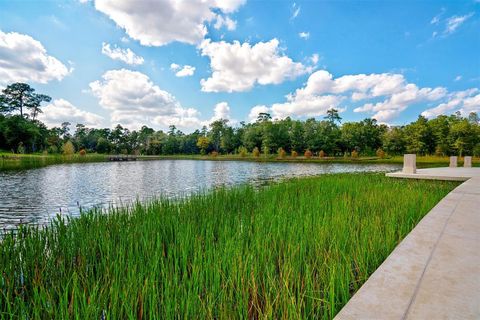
<box><xmin>0</xmin><ymin>153</ymin><xmax>108</xmax><ymax>170</ymax></box>
<box><xmin>0</xmin><ymin>174</ymin><xmax>457</xmax><ymax>319</ymax></box>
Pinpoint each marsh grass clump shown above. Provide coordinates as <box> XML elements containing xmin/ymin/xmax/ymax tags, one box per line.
<box><xmin>252</xmin><ymin>147</ymin><xmax>260</xmax><ymax>157</ymax></box>
<box><xmin>62</xmin><ymin>140</ymin><xmax>75</xmax><ymax>156</ymax></box>
<box><xmin>0</xmin><ymin>174</ymin><xmax>457</xmax><ymax>319</ymax></box>
<box><xmin>376</xmin><ymin>148</ymin><xmax>385</xmax><ymax>159</ymax></box>
<box><xmin>238</xmin><ymin>146</ymin><xmax>248</xmax><ymax>157</ymax></box>
<box><xmin>304</xmin><ymin>149</ymin><xmax>313</xmax><ymax>158</ymax></box>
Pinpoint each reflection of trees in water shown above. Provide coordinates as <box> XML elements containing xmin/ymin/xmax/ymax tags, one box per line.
<box><xmin>0</xmin><ymin>161</ymin><xmax>401</xmax><ymax>230</ymax></box>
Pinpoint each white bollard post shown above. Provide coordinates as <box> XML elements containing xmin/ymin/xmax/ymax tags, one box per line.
<box><xmin>449</xmin><ymin>156</ymin><xmax>458</xmax><ymax>168</ymax></box>
<box><xmin>464</xmin><ymin>156</ymin><xmax>472</xmax><ymax>168</ymax></box>
<box><xmin>403</xmin><ymin>154</ymin><xmax>416</xmax><ymax>174</ymax></box>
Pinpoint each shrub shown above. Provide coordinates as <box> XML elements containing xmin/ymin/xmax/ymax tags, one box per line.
<box><xmin>277</xmin><ymin>147</ymin><xmax>286</xmax><ymax>158</ymax></box>
<box><xmin>48</xmin><ymin>145</ymin><xmax>59</xmax><ymax>154</ymax></box>
<box><xmin>238</xmin><ymin>146</ymin><xmax>248</xmax><ymax>157</ymax></box>
<box><xmin>252</xmin><ymin>147</ymin><xmax>260</xmax><ymax>157</ymax></box>
<box><xmin>262</xmin><ymin>146</ymin><xmax>270</xmax><ymax>157</ymax></box>
<box><xmin>319</xmin><ymin>150</ymin><xmax>325</xmax><ymax>158</ymax></box>
<box><xmin>473</xmin><ymin>144</ymin><xmax>480</xmax><ymax>157</ymax></box>
<box><xmin>304</xmin><ymin>149</ymin><xmax>313</xmax><ymax>159</ymax></box>
<box><xmin>79</xmin><ymin>149</ymin><xmax>87</xmax><ymax>156</ymax></box>
<box><xmin>351</xmin><ymin>150</ymin><xmax>359</xmax><ymax>158</ymax></box>
<box><xmin>291</xmin><ymin>151</ymin><xmax>298</xmax><ymax>158</ymax></box>
<box><xmin>211</xmin><ymin>151</ymin><xmax>219</xmax><ymax>157</ymax></box>
<box><xmin>376</xmin><ymin>148</ymin><xmax>385</xmax><ymax>159</ymax></box>
<box><xmin>61</xmin><ymin>141</ymin><xmax>75</xmax><ymax>156</ymax></box>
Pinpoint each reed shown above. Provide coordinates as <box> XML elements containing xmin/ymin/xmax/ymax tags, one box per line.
<box><xmin>0</xmin><ymin>173</ymin><xmax>457</xmax><ymax>319</ymax></box>
<box><xmin>0</xmin><ymin>153</ymin><xmax>107</xmax><ymax>170</ymax></box>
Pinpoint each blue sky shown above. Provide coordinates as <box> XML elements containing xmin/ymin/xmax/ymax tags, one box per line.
<box><xmin>0</xmin><ymin>0</ymin><xmax>478</xmax><ymax>131</ymax></box>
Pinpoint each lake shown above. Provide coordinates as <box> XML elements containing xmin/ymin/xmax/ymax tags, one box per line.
<box><xmin>0</xmin><ymin>160</ymin><xmax>400</xmax><ymax>230</ymax></box>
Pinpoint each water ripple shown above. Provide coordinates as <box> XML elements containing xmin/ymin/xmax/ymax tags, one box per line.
<box><xmin>0</xmin><ymin>160</ymin><xmax>400</xmax><ymax>229</ymax></box>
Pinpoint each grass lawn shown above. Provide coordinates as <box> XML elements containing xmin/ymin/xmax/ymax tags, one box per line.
<box><xmin>0</xmin><ymin>173</ymin><xmax>458</xmax><ymax>319</ymax></box>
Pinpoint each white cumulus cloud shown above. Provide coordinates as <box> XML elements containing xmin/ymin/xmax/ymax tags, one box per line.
<box><xmin>211</xmin><ymin>101</ymin><xmax>231</xmax><ymax>121</ymax></box>
<box><xmin>421</xmin><ymin>89</ymin><xmax>480</xmax><ymax>118</ymax></box>
<box><xmin>0</xmin><ymin>30</ymin><xmax>70</xmax><ymax>85</ymax></box>
<box><xmin>170</xmin><ymin>63</ymin><xmax>195</xmax><ymax>77</ymax></box>
<box><xmin>94</xmin><ymin>0</ymin><xmax>245</xmax><ymax>46</ymax></box>
<box><xmin>248</xmin><ymin>105</ymin><xmax>271</xmax><ymax>122</ymax></box>
<box><xmin>88</xmin><ymin>69</ymin><xmax>212</xmax><ymax>130</ymax></box>
<box><xmin>101</xmin><ymin>42</ymin><xmax>144</xmax><ymax>65</ymax></box>
<box><xmin>39</xmin><ymin>99</ymin><xmax>104</xmax><ymax>128</ymax></box>
<box><xmin>272</xmin><ymin>95</ymin><xmax>345</xmax><ymax>119</ymax></box>
<box><xmin>247</xmin><ymin>69</ymin><xmax>474</xmax><ymax>123</ymax></box>
<box><xmin>354</xmin><ymin>84</ymin><xmax>447</xmax><ymax>122</ymax></box>
<box><xmin>199</xmin><ymin>38</ymin><xmax>311</xmax><ymax>92</ymax></box>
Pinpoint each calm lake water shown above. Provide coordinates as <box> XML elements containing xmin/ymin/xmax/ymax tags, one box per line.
<box><xmin>0</xmin><ymin>160</ymin><xmax>400</xmax><ymax>229</ymax></box>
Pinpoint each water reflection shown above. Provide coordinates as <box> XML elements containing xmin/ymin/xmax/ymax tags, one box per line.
<box><xmin>0</xmin><ymin>160</ymin><xmax>400</xmax><ymax>229</ymax></box>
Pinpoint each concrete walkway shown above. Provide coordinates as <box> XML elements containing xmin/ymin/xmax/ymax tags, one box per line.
<box><xmin>335</xmin><ymin>167</ymin><xmax>480</xmax><ymax>320</ymax></box>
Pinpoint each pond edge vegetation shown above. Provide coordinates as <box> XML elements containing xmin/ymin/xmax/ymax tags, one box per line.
<box><xmin>0</xmin><ymin>173</ymin><xmax>458</xmax><ymax>318</ymax></box>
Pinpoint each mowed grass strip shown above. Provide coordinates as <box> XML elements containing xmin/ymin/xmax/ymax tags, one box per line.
<box><xmin>0</xmin><ymin>173</ymin><xmax>457</xmax><ymax>319</ymax></box>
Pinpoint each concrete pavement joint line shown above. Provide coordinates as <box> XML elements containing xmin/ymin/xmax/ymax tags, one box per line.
<box><xmin>401</xmin><ymin>193</ymin><xmax>464</xmax><ymax>320</ymax></box>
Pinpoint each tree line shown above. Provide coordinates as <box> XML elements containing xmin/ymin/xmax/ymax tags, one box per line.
<box><xmin>1</xmin><ymin>83</ymin><xmax>479</xmax><ymax>157</ymax></box>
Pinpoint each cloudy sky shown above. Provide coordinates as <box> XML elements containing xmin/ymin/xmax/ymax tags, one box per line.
<box><xmin>0</xmin><ymin>0</ymin><xmax>479</xmax><ymax>131</ymax></box>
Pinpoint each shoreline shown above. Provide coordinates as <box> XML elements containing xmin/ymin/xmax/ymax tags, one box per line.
<box><xmin>1</xmin><ymin>152</ymin><xmax>478</xmax><ymax>171</ymax></box>
<box><xmin>0</xmin><ymin>173</ymin><xmax>457</xmax><ymax>318</ymax></box>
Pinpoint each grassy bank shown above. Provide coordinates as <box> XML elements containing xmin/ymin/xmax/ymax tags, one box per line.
<box><xmin>0</xmin><ymin>174</ymin><xmax>457</xmax><ymax>319</ymax></box>
<box><xmin>1</xmin><ymin>151</ymin><xmax>478</xmax><ymax>171</ymax></box>
<box><xmin>149</xmin><ymin>154</ymin><xmax>480</xmax><ymax>168</ymax></box>
<box><xmin>0</xmin><ymin>153</ymin><xmax>108</xmax><ymax>170</ymax></box>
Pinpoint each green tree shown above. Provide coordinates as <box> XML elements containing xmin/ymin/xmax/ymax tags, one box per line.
<box><xmin>96</xmin><ymin>137</ymin><xmax>111</xmax><ymax>154</ymax></box>
<box><xmin>324</xmin><ymin>108</ymin><xmax>342</xmax><ymax>124</ymax></box>
<box><xmin>0</xmin><ymin>83</ymin><xmax>51</xmax><ymax>118</ymax></box>
<box><xmin>449</xmin><ymin>119</ymin><xmax>477</xmax><ymax>156</ymax></box>
<box><xmin>290</xmin><ymin>121</ymin><xmax>305</xmax><ymax>153</ymax></box>
<box><xmin>197</xmin><ymin>136</ymin><xmax>211</xmax><ymax>155</ymax></box>
<box><xmin>242</xmin><ymin>125</ymin><xmax>262</xmax><ymax>152</ymax></box>
<box><xmin>256</xmin><ymin>112</ymin><xmax>272</xmax><ymax>122</ymax></box>
<box><xmin>428</xmin><ymin>115</ymin><xmax>450</xmax><ymax>156</ymax></box>
<box><xmin>404</xmin><ymin>116</ymin><xmax>435</xmax><ymax>155</ymax></box>
<box><xmin>382</xmin><ymin>127</ymin><xmax>406</xmax><ymax>155</ymax></box>
<box><xmin>209</xmin><ymin>119</ymin><xmax>228</xmax><ymax>152</ymax></box>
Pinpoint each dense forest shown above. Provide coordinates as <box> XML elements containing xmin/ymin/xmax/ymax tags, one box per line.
<box><xmin>1</xmin><ymin>83</ymin><xmax>479</xmax><ymax>157</ymax></box>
